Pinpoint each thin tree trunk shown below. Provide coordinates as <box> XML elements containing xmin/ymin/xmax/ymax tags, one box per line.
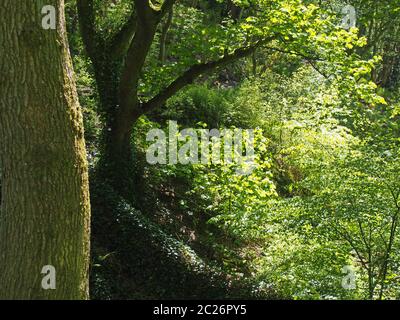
<box><xmin>159</xmin><ymin>8</ymin><xmax>173</xmax><ymax>65</ymax></box>
<box><xmin>0</xmin><ymin>0</ymin><xmax>91</xmax><ymax>299</ymax></box>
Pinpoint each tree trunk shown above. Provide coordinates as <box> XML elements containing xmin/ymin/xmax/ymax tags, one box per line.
<box><xmin>0</xmin><ymin>0</ymin><xmax>91</xmax><ymax>299</ymax></box>
<box><xmin>98</xmin><ymin>121</ymin><xmax>137</xmax><ymax>203</ymax></box>
<box><xmin>88</xmin><ymin>51</ymin><xmax>138</xmax><ymax>203</ymax></box>
<box><xmin>159</xmin><ymin>8</ymin><xmax>173</xmax><ymax>65</ymax></box>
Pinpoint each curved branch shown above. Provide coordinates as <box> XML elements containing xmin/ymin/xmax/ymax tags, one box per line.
<box><xmin>118</xmin><ymin>13</ymin><xmax>158</xmax><ymax>111</ymax></box>
<box><xmin>109</xmin><ymin>10</ymin><xmax>138</xmax><ymax>59</ymax></box>
<box><xmin>141</xmin><ymin>36</ymin><xmax>276</xmax><ymax>114</ymax></box>
<box><xmin>116</xmin><ymin>1</ymin><xmax>178</xmax><ymax>124</ymax></box>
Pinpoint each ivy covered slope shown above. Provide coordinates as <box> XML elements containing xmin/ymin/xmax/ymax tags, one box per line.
<box><xmin>66</xmin><ymin>0</ymin><xmax>400</xmax><ymax>299</ymax></box>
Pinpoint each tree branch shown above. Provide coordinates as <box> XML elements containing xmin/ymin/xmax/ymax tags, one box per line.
<box><xmin>159</xmin><ymin>7</ymin><xmax>174</xmax><ymax>64</ymax></box>
<box><xmin>118</xmin><ymin>0</ymin><xmax>160</xmax><ymax>115</ymax></box>
<box><xmin>160</xmin><ymin>0</ymin><xmax>177</xmax><ymax>18</ymax></box>
<box><xmin>77</xmin><ymin>0</ymin><xmax>99</xmax><ymax>60</ymax></box>
<box><xmin>264</xmin><ymin>45</ymin><xmax>322</xmax><ymax>62</ymax></box>
<box><xmin>141</xmin><ymin>36</ymin><xmax>276</xmax><ymax>114</ymax></box>
<box><xmin>134</xmin><ymin>0</ymin><xmax>154</xmax><ymax>17</ymax></box>
<box><xmin>109</xmin><ymin>9</ymin><xmax>138</xmax><ymax>59</ymax></box>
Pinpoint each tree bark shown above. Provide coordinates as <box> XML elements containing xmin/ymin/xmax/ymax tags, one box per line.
<box><xmin>159</xmin><ymin>7</ymin><xmax>173</xmax><ymax>64</ymax></box>
<box><xmin>0</xmin><ymin>0</ymin><xmax>91</xmax><ymax>299</ymax></box>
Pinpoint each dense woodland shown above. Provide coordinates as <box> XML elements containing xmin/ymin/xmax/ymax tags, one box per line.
<box><xmin>0</xmin><ymin>0</ymin><xmax>400</xmax><ymax>300</ymax></box>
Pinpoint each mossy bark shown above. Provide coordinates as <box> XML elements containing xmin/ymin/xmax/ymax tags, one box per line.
<box><xmin>0</xmin><ymin>0</ymin><xmax>91</xmax><ymax>299</ymax></box>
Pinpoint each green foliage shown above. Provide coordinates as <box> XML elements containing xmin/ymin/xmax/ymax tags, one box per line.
<box><xmin>189</xmin><ymin>128</ymin><xmax>277</xmax><ymax>239</ymax></box>
<box><xmin>161</xmin><ymin>84</ymin><xmax>234</xmax><ymax>127</ymax></box>
<box><xmin>64</xmin><ymin>0</ymin><xmax>400</xmax><ymax>300</ymax></box>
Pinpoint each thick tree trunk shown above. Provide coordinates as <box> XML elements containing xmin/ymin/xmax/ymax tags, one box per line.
<box><xmin>88</xmin><ymin>52</ymin><xmax>138</xmax><ymax>203</ymax></box>
<box><xmin>98</xmin><ymin>123</ymin><xmax>137</xmax><ymax>203</ymax></box>
<box><xmin>0</xmin><ymin>0</ymin><xmax>91</xmax><ymax>299</ymax></box>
